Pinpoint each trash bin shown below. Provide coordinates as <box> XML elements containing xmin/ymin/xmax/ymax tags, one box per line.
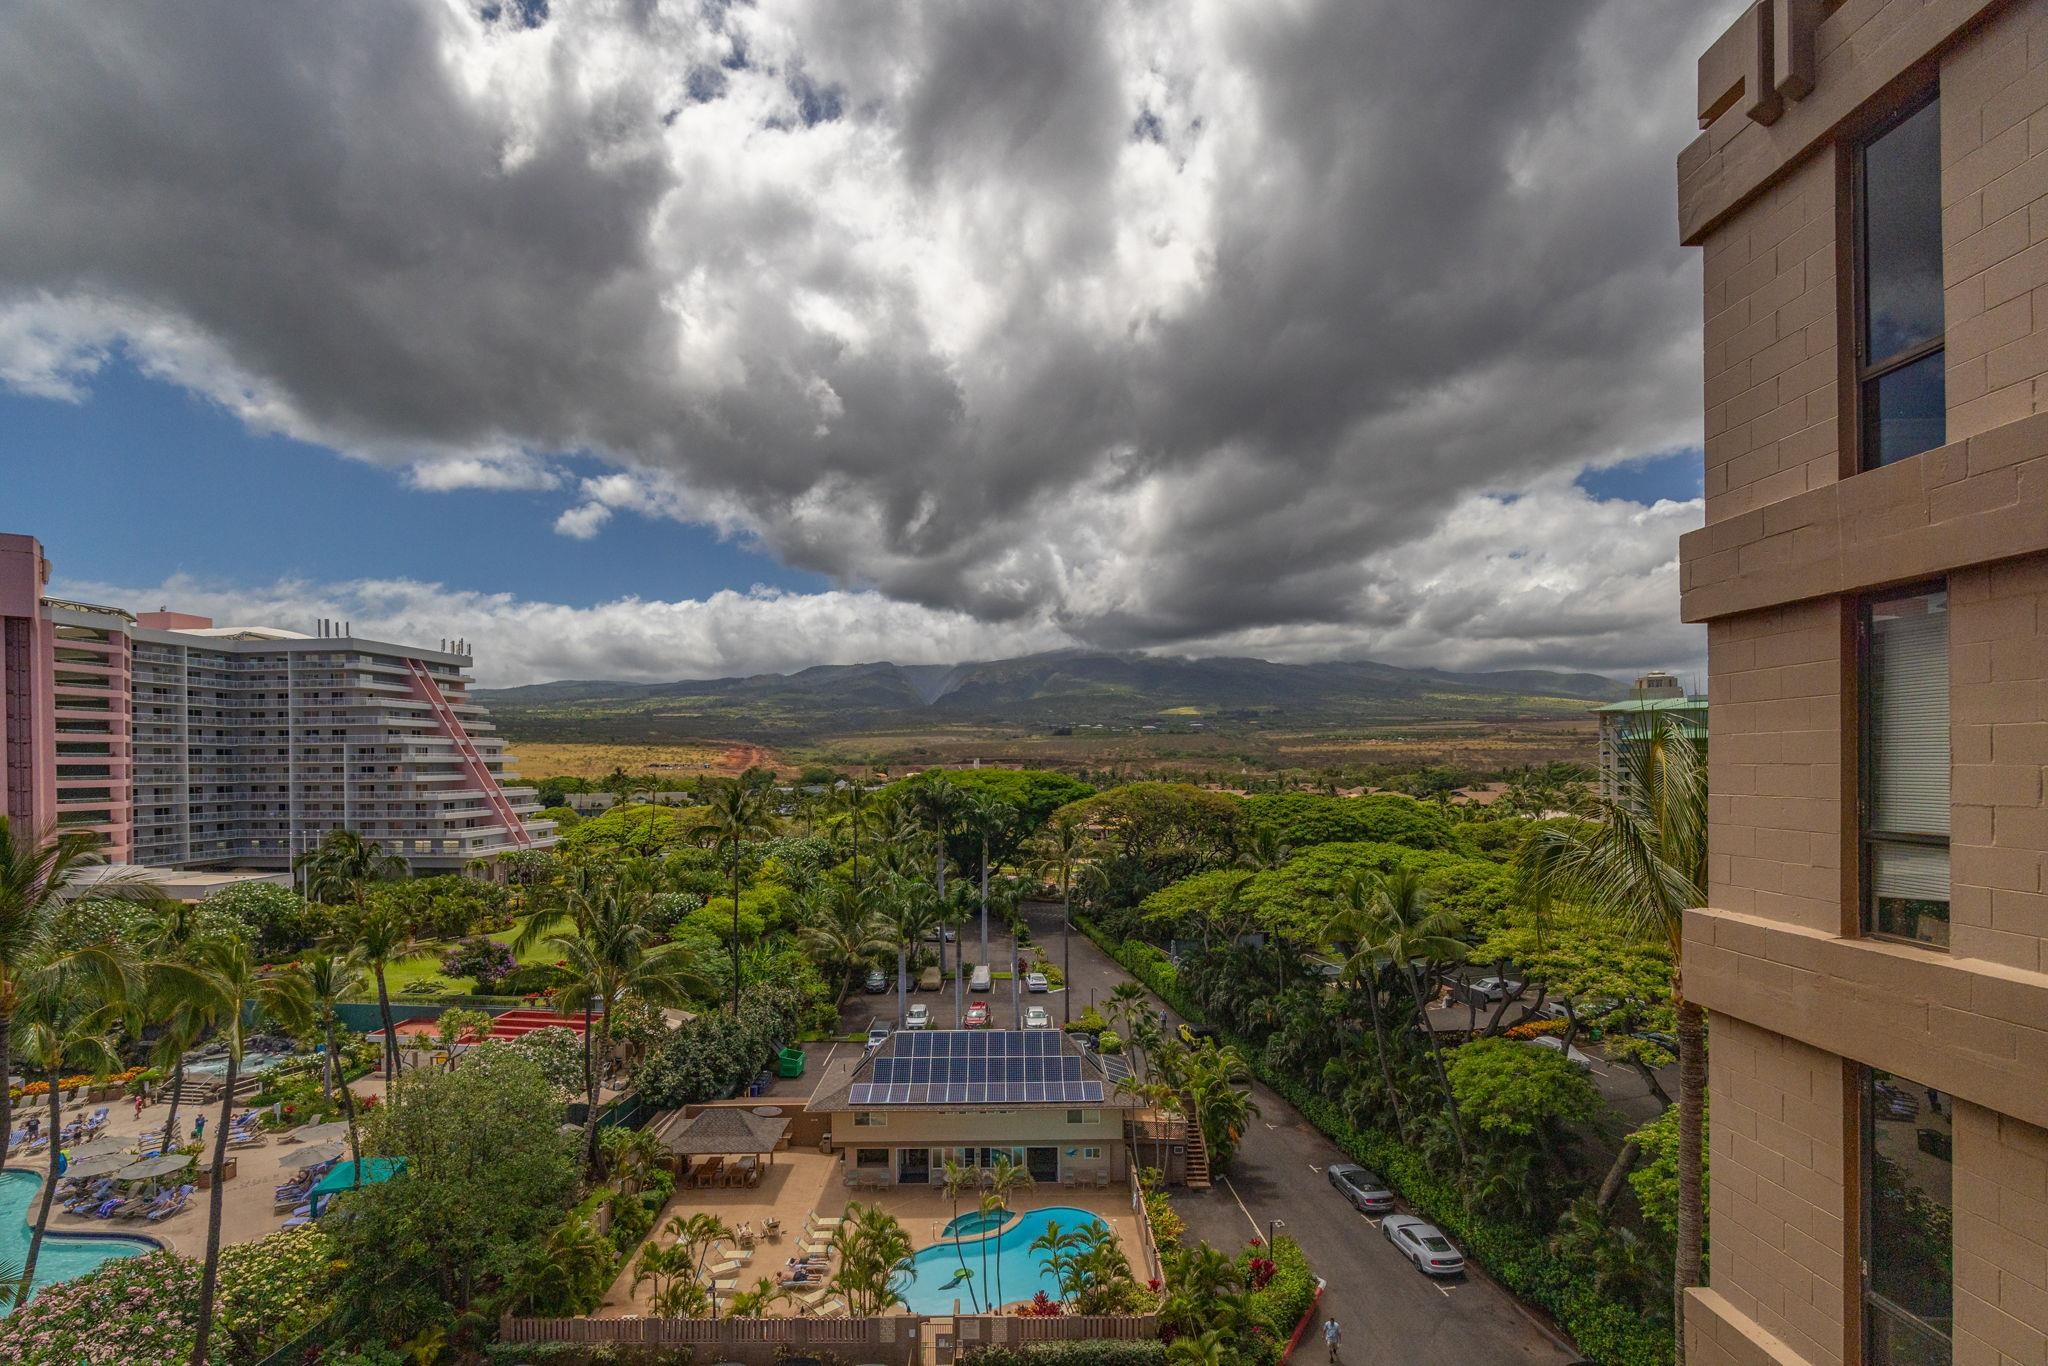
<box><xmin>776</xmin><ymin>1046</ymin><xmax>805</xmax><ymax>1079</ymax></box>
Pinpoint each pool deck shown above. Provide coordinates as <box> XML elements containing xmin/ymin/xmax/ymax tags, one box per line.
<box><xmin>593</xmin><ymin>1148</ymin><xmax>1143</xmax><ymax>1318</ymax></box>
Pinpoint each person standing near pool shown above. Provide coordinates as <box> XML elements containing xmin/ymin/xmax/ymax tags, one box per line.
<box><xmin>192</xmin><ymin>1113</ymin><xmax>205</xmax><ymax>1141</ymax></box>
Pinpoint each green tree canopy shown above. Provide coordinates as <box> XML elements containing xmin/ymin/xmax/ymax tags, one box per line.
<box><xmin>1444</xmin><ymin>1037</ymin><xmax>1603</xmax><ymax>1139</ymax></box>
<box><xmin>556</xmin><ymin>803</ymin><xmax>708</xmax><ymax>859</ymax></box>
<box><xmin>1242</xmin><ymin>792</ymin><xmax>1461</xmax><ymax>852</ymax></box>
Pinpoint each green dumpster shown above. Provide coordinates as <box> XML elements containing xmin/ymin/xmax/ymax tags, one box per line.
<box><xmin>776</xmin><ymin>1046</ymin><xmax>805</xmax><ymax>1078</ymax></box>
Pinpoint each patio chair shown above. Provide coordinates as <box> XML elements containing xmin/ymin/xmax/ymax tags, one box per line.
<box><xmin>789</xmin><ymin>1286</ymin><xmax>835</xmax><ymax>1312</ymax></box>
<box><xmin>62</xmin><ymin>1179</ymin><xmax>116</xmax><ymax>1215</ymax></box>
<box><xmin>813</xmin><ymin>1297</ymin><xmax>849</xmax><ymax>1319</ymax></box>
<box><xmin>147</xmin><ymin>1186</ymin><xmax>193</xmax><ymax>1222</ymax></box>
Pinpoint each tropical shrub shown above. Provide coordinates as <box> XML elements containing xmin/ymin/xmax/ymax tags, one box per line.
<box><xmin>1242</xmin><ymin>791</ymin><xmax>1459</xmax><ymax>851</ymax></box>
<box><xmin>494</xmin><ymin>1026</ymin><xmax>588</xmax><ymax>1101</ymax></box>
<box><xmin>1242</xmin><ymin>1235</ymin><xmax>1315</xmax><ymax>1347</ymax></box>
<box><xmin>204</xmin><ymin>880</ymin><xmax>329</xmax><ymax>956</ymax></box>
<box><xmin>631</xmin><ymin>984</ymin><xmax>806</xmax><ymax>1109</ymax></box>
<box><xmin>439</xmin><ymin>935</ymin><xmax>518</xmax><ymax>992</ymax></box>
<box><xmin>961</xmin><ymin>1344</ymin><xmax>1167</xmax><ymax>1366</ymax></box>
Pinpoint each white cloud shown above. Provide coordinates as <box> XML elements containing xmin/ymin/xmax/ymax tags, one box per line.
<box><xmin>551</xmin><ymin>502</ymin><xmax>613</xmax><ymax>540</ymax></box>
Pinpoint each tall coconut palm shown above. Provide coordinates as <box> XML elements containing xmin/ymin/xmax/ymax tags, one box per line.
<box><xmin>301</xmin><ymin>951</ymin><xmax>369</xmax><ymax>1189</ymax></box>
<box><xmin>981</xmin><ymin>1153</ymin><xmax>1036</xmax><ymax>1309</ymax></box>
<box><xmin>1518</xmin><ymin>717</ymin><xmax>1706</xmax><ymax>1357</ymax></box>
<box><xmin>334</xmin><ymin>901</ymin><xmax>412</xmax><ymax>1084</ymax></box>
<box><xmin>1028</xmin><ymin>814</ymin><xmax>1089</xmax><ymax>1026</ymax></box>
<box><xmin>798</xmin><ymin>879</ymin><xmax>891</xmax><ymax>1008</ymax></box>
<box><xmin>693</xmin><ymin>779</ymin><xmax>778</xmax><ymax>1016</ymax></box>
<box><xmin>545</xmin><ymin>880</ymin><xmax>710</xmax><ymax>1180</ymax></box>
<box><xmin>940</xmin><ymin>1156</ymin><xmax>984</xmax><ymax>1312</ymax></box>
<box><xmin>153</xmin><ymin>939</ymin><xmax>312</xmax><ymax>1366</ymax></box>
<box><xmin>0</xmin><ymin>818</ymin><xmax>152</xmax><ymax>1174</ymax></box>
<box><xmin>301</xmin><ymin>831</ymin><xmax>408</xmax><ymax>1080</ymax></box>
<box><xmin>959</xmin><ymin>795</ymin><xmax>1015</xmax><ymax>995</ymax></box>
<box><xmin>1358</xmin><ymin>868</ymin><xmax>1470</xmax><ymax>1184</ymax></box>
<box><xmin>884</xmin><ymin>878</ymin><xmax>943</xmax><ymax>1027</ymax></box>
<box><xmin>1324</xmin><ymin>872</ymin><xmax>1409</xmax><ymax>1145</ymax></box>
<box><xmin>14</xmin><ymin>971</ymin><xmax>125</xmax><ymax>1304</ymax></box>
<box><xmin>832</xmin><ymin>779</ymin><xmax>876</xmax><ymax>890</ymax></box>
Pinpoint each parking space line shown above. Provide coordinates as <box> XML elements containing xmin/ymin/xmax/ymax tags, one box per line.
<box><xmin>1218</xmin><ymin>1174</ymin><xmax>1263</xmax><ymax>1243</ymax></box>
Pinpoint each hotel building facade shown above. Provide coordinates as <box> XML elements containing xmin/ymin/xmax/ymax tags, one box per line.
<box><xmin>1680</xmin><ymin>3</ymin><xmax>2048</xmax><ymax>1363</ymax></box>
<box><xmin>1</xmin><ymin>532</ymin><xmax>552</xmax><ymax>871</ymax></box>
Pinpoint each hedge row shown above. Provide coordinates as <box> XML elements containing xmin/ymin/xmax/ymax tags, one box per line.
<box><xmin>630</xmin><ymin>984</ymin><xmax>806</xmax><ymax>1109</ymax></box>
<box><xmin>1245</xmin><ymin>1235</ymin><xmax>1317</xmax><ymax>1349</ymax></box>
<box><xmin>1077</xmin><ymin>919</ymin><xmax>1671</xmax><ymax>1366</ymax></box>
<box><xmin>960</xmin><ymin>1343</ymin><xmax>1167</xmax><ymax>1366</ymax></box>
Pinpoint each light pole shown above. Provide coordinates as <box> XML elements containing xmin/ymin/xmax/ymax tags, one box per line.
<box><xmin>1267</xmin><ymin>1217</ymin><xmax>1284</xmax><ymax>1250</ymax></box>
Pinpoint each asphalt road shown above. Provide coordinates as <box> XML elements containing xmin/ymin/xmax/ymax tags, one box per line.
<box><xmin>1021</xmin><ymin>900</ymin><xmax>1582</xmax><ymax>1366</ymax></box>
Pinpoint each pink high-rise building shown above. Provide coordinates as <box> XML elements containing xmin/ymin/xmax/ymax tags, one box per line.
<box><xmin>1</xmin><ymin>532</ymin><xmax>552</xmax><ymax>870</ymax></box>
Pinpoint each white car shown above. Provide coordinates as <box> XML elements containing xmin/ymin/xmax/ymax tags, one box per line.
<box><xmin>1024</xmin><ymin>1005</ymin><xmax>1053</xmax><ymax>1029</ymax></box>
<box><xmin>1527</xmin><ymin>1035</ymin><xmax>1594</xmax><ymax>1071</ymax></box>
<box><xmin>1469</xmin><ymin>976</ymin><xmax>1522</xmax><ymax>1002</ymax></box>
<box><xmin>1382</xmin><ymin>1215</ymin><xmax>1464</xmax><ymax>1276</ymax></box>
<box><xmin>1024</xmin><ymin>971</ymin><xmax>1050</xmax><ymax>992</ymax></box>
<box><xmin>905</xmin><ymin>1003</ymin><xmax>932</xmax><ymax>1030</ymax></box>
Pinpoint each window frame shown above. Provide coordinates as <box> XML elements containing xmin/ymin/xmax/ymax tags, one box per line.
<box><xmin>1857</xmin><ymin>581</ymin><xmax>1951</xmax><ymax>949</ymax></box>
<box><xmin>1851</xmin><ymin>87</ymin><xmax>1945</xmax><ymax>472</ymax></box>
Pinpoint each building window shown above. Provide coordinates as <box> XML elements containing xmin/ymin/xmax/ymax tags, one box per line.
<box><xmin>854</xmin><ymin>1112</ymin><xmax>885</xmax><ymax>1128</ymax></box>
<box><xmin>855</xmin><ymin>1147</ymin><xmax>890</xmax><ymax>1169</ymax></box>
<box><xmin>1856</xmin><ymin>94</ymin><xmax>1944</xmax><ymax>468</ymax></box>
<box><xmin>1080</xmin><ymin>1146</ymin><xmax>1102</xmax><ymax>1160</ymax></box>
<box><xmin>1066</xmin><ymin>1110</ymin><xmax>1085</xmax><ymax>1124</ymax></box>
<box><xmin>1861</xmin><ymin>587</ymin><xmax>1949</xmax><ymax>946</ymax></box>
<box><xmin>1863</xmin><ymin>1068</ymin><xmax>1953</xmax><ymax>1362</ymax></box>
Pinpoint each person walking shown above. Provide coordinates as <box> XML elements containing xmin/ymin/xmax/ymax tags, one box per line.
<box><xmin>1323</xmin><ymin>1317</ymin><xmax>1342</xmax><ymax>1362</ymax></box>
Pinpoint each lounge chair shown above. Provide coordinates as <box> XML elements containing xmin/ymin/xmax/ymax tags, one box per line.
<box><xmin>813</xmin><ymin>1297</ymin><xmax>849</xmax><ymax>1319</ymax></box>
<box><xmin>63</xmin><ymin>1179</ymin><xmax>116</xmax><ymax>1215</ymax></box>
<box><xmin>789</xmin><ymin>1286</ymin><xmax>835</xmax><ymax>1311</ymax></box>
<box><xmin>145</xmin><ymin>1185</ymin><xmax>192</xmax><ymax>1221</ymax></box>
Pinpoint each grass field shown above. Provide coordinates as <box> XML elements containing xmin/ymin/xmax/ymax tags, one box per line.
<box><xmin>508</xmin><ymin>740</ymin><xmax>786</xmax><ymax>780</ymax></box>
<box><xmin>372</xmin><ymin>918</ymin><xmax>561</xmax><ymax>999</ymax></box>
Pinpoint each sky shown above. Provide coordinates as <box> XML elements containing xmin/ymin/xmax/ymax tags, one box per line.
<box><xmin>0</xmin><ymin>0</ymin><xmax>1734</xmax><ymax>689</ymax></box>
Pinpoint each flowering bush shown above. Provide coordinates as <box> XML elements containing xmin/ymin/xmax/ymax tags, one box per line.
<box><xmin>0</xmin><ymin>1227</ymin><xmax>335</xmax><ymax>1365</ymax></box>
<box><xmin>8</xmin><ymin>1067</ymin><xmax>145</xmax><ymax>1102</ymax></box>
<box><xmin>439</xmin><ymin>935</ymin><xmax>518</xmax><ymax>993</ymax></box>
<box><xmin>1504</xmin><ymin>1019</ymin><xmax>1567</xmax><ymax>1040</ymax></box>
<box><xmin>1012</xmin><ymin>1290</ymin><xmax>1064</xmax><ymax>1316</ymax></box>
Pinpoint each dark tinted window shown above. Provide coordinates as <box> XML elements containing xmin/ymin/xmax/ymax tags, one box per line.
<box><xmin>1864</xmin><ymin>1069</ymin><xmax>1953</xmax><ymax>1363</ymax></box>
<box><xmin>1863</xmin><ymin>99</ymin><xmax>1945</xmax><ymax>363</ymax></box>
<box><xmin>1858</xmin><ymin>94</ymin><xmax>1946</xmax><ymax>470</ymax></box>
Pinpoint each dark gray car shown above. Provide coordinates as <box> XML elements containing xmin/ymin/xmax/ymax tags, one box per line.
<box><xmin>1327</xmin><ymin>1162</ymin><xmax>1394</xmax><ymax>1213</ymax></box>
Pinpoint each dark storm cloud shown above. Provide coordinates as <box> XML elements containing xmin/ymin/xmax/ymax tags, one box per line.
<box><xmin>0</xmin><ymin>0</ymin><xmax>1738</xmax><ymax>678</ymax></box>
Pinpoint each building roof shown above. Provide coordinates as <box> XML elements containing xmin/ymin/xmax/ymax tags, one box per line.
<box><xmin>650</xmin><ymin>1105</ymin><xmax>790</xmax><ymax>1156</ymax></box>
<box><xmin>1592</xmin><ymin>695</ymin><xmax>1709</xmax><ymax>714</ymax></box>
<box><xmin>810</xmin><ymin>1029</ymin><xmax>1141</xmax><ymax>1113</ymax></box>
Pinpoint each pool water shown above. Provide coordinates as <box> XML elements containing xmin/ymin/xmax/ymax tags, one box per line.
<box><xmin>0</xmin><ymin>1169</ymin><xmax>156</xmax><ymax>1306</ymax></box>
<box><xmin>940</xmin><ymin>1208</ymin><xmax>1014</xmax><ymax>1238</ymax></box>
<box><xmin>181</xmin><ymin>1052</ymin><xmax>294</xmax><ymax>1080</ymax></box>
<box><xmin>894</xmin><ymin>1206</ymin><xmax>1108</xmax><ymax>1314</ymax></box>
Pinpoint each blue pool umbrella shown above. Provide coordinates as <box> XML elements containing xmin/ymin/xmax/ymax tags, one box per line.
<box><xmin>310</xmin><ymin>1157</ymin><xmax>406</xmax><ymax>1198</ymax></box>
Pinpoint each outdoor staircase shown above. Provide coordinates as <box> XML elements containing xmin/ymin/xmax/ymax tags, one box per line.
<box><xmin>402</xmin><ymin>658</ymin><xmax>533</xmax><ymax>848</ymax></box>
<box><xmin>172</xmin><ymin>1071</ymin><xmax>261</xmax><ymax>1108</ymax></box>
<box><xmin>1179</xmin><ymin>1092</ymin><xmax>1211</xmax><ymax>1190</ymax></box>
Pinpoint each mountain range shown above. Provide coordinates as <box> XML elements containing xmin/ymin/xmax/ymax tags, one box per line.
<box><xmin>475</xmin><ymin>650</ymin><xmax>1629</xmax><ymax>743</ymax></box>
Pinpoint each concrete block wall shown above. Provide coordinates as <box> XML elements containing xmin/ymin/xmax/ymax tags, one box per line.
<box><xmin>1703</xmin><ymin>153</ymin><xmax>1842</xmax><ymax>524</ymax></box>
<box><xmin>1953</xmin><ymin>1105</ymin><xmax>2048</xmax><ymax>1364</ymax></box>
<box><xmin>1949</xmin><ymin>558</ymin><xmax>2048</xmax><ymax>972</ymax></box>
<box><xmin>1704</xmin><ymin>1017</ymin><xmax>1852</xmax><ymax>1366</ymax></box>
<box><xmin>1707</xmin><ymin>599</ymin><xmax>1848</xmax><ymax>934</ymax></box>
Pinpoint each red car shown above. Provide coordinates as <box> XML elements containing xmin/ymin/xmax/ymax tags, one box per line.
<box><xmin>965</xmin><ymin>1000</ymin><xmax>991</xmax><ymax>1028</ymax></box>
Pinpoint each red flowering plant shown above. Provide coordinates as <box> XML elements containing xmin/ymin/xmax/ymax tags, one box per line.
<box><xmin>1247</xmin><ymin>1255</ymin><xmax>1276</xmax><ymax>1291</ymax></box>
<box><xmin>1012</xmin><ymin>1291</ymin><xmax>1064</xmax><ymax>1316</ymax></box>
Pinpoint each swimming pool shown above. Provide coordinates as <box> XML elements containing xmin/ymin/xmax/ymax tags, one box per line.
<box><xmin>893</xmin><ymin>1205</ymin><xmax>1107</xmax><ymax>1314</ymax></box>
<box><xmin>940</xmin><ymin>1208</ymin><xmax>1014</xmax><ymax>1238</ymax></box>
<box><xmin>0</xmin><ymin>1170</ymin><xmax>156</xmax><ymax>1306</ymax></box>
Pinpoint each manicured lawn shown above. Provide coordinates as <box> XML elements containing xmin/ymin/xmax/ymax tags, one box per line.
<box><xmin>373</xmin><ymin>918</ymin><xmax>562</xmax><ymax>998</ymax></box>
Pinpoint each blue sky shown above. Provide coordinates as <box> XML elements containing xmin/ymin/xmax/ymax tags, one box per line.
<box><xmin>1574</xmin><ymin>448</ymin><xmax>1705</xmax><ymax>505</ymax></box>
<box><xmin>8</xmin><ymin>362</ymin><xmax>825</xmax><ymax>608</ymax></box>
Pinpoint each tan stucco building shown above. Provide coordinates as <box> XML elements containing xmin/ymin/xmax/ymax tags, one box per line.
<box><xmin>1678</xmin><ymin>3</ymin><xmax>2048</xmax><ymax>1363</ymax></box>
<box><xmin>810</xmin><ymin>1030</ymin><xmax>1139</xmax><ymax>1188</ymax></box>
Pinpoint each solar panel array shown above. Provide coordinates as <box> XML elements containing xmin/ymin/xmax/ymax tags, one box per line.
<box><xmin>847</xmin><ymin>1030</ymin><xmax>1105</xmax><ymax>1106</ymax></box>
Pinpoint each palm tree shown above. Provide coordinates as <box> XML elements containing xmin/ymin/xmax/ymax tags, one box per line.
<box><xmin>1356</xmin><ymin>868</ymin><xmax>1471</xmax><ymax>1185</ymax></box>
<box><xmin>544</xmin><ymin>880</ymin><xmax>710</xmax><ymax>1180</ymax></box>
<box><xmin>982</xmin><ymin>1152</ymin><xmax>1036</xmax><ymax>1309</ymax></box>
<box><xmin>960</xmin><ymin>794</ymin><xmax>1015</xmax><ymax>994</ymax></box>
<box><xmin>884</xmin><ymin>878</ymin><xmax>943</xmax><ymax>1027</ymax></box>
<box><xmin>297</xmin><ymin>829</ymin><xmax>406</xmax><ymax>919</ymax></box>
<box><xmin>724</xmin><ymin>1276</ymin><xmax>792</xmax><ymax>1318</ymax></box>
<box><xmin>908</xmin><ymin>780</ymin><xmax>964</xmax><ymax>1012</ymax></box>
<box><xmin>940</xmin><ymin>1156</ymin><xmax>984</xmax><ymax>1312</ymax></box>
<box><xmin>149</xmin><ymin>1005</ymin><xmax>208</xmax><ymax>1159</ymax></box>
<box><xmin>332</xmin><ymin>900</ymin><xmax>413</xmax><ymax>1084</ymax></box>
<box><xmin>1028</xmin><ymin>814</ymin><xmax>1089</xmax><ymax>1025</ymax></box>
<box><xmin>0</xmin><ymin>818</ymin><xmax>152</xmax><ymax>1173</ymax></box>
<box><xmin>832</xmin><ymin>779</ymin><xmax>876</xmax><ymax>890</ymax></box>
<box><xmin>300</xmin><ymin>951</ymin><xmax>369</xmax><ymax>1189</ymax></box>
<box><xmin>14</xmin><ymin>970</ymin><xmax>125</xmax><ymax>1304</ymax></box>
<box><xmin>1324</xmin><ymin>872</ymin><xmax>1409</xmax><ymax>1145</ymax></box>
<box><xmin>1518</xmin><ymin>717</ymin><xmax>1706</xmax><ymax>1355</ymax></box>
<box><xmin>829</xmin><ymin>1202</ymin><xmax>913</xmax><ymax>1317</ymax></box>
<box><xmin>1181</xmin><ymin>1041</ymin><xmax>1260</xmax><ymax>1168</ymax></box>
<box><xmin>798</xmin><ymin>879</ymin><xmax>890</xmax><ymax>1008</ymax></box>
<box><xmin>154</xmin><ymin>939</ymin><xmax>312</xmax><ymax>1366</ymax></box>
<box><xmin>694</xmin><ymin>779</ymin><xmax>778</xmax><ymax>1016</ymax></box>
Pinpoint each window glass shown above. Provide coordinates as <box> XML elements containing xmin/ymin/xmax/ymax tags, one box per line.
<box><xmin>1865</xmin><ymin>1069</ymin><xmax>1953</xmax><ymax>1364</ymax></box>
<box><xmin>855</xmin><ymin>1147</ymin><xmax>890</xmax><ymax>1169</ymax></box>
<box><xmin>1866</xmin><ymin>590</ymin><xmax>1950</xmax><ymax>946</ymax></box>
<box><xmin>1863</xmin><ymin>99</ymin><xmax>1945</xmax><ymax>364</ymax></box>
<box><xmin>1864</xmin><ymin>349</ymin><xmax>1947</xmax><ymax>468</ymax></box>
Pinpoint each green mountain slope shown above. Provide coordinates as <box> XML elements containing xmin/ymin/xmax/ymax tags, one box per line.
<box><xmin>476</xmin><ymin>650</ymin><xmax>1629</xmax><ymax>742</ymax></box>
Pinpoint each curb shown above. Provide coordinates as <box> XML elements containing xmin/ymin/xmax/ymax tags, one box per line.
<box><xmin>1280</xmin><ymin>1276</ymin><xmax>1327</xmax><ymax>1362</ymax></box>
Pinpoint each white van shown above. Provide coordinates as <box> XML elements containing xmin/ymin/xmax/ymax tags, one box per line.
<box><xmin>968</xmin><ymin>963</ymin><xmax>993</xmax><ymax>992</ymax></box>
